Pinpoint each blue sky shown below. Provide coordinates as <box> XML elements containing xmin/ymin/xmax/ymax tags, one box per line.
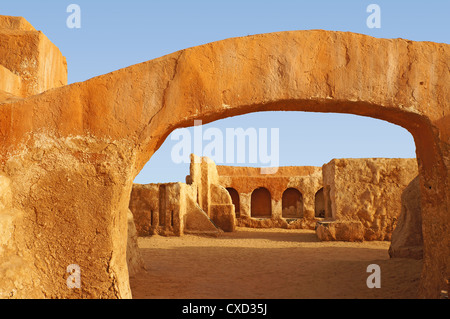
<box><xmin>2</xmin><ymin>1</ymin><xmax>449</xmax><ymax>183</ymax></box>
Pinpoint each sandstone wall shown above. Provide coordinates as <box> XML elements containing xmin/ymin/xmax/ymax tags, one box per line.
<box><xmin>322</xmin><ymin>158</ymin><xmax>419</xmax><ymax>241</ymax></box>
<box><xmin>129</xmin><ymin>154</ymin><xmax>236</xmax><ymax>237</ymax></box>
<box><xmin>129</xmin><ymin>181</ymin><xmax>222</xmax><ymax>237</ymax></box>
<box><xmin>0</xmin><ymin>133</ymin><xmax>137</xmax><ymax>299</ymax></box>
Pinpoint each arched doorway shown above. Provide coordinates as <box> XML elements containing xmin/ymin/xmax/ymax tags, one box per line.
<box><xmin>251</xmin><ymin>187</ymin><xmax>272</xmax><ymax>218</ymax></box>
<box><xmin>226</xmin><ymin>187</ymin><xmax>240</xmax><ymax>218</ymax></box>
<box><xmin>315</xmin><ymin>188</ymin><xmax>325</xmax><ymax>218</ymax></box>
<box><xmin>282</xmin><ymin>188</ymin><xmax>303</xmax><ymax>218</ymax></box>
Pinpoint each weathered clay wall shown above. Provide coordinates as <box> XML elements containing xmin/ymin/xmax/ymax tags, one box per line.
<box><xmin>217</xmin><ymin>165</ymin><xmax>321</xmax><ymax>177</ymax></box>
<box><xmin>131</xmin><ymin>157</ymin><xmax>323</xmax><ymax>232</ymax></box>
<box><xmin>0</xmin><ymin>64</ymin><xmax>22</xmax><ymax>97</ymax></box>
<box><xmin>126</xmin><ymin>209</ymin><xmax>144</xmax><ymax>278</ymax></box>
<box><xmin>129</xmin><ymin>183</ymin><xmax>184</xmax><ymax>236</ymax></box>
<box><xmin>129</xmin><ymin>154</ymin><xmax>236</xmax><ymax>238</ymax></box>
<box><xmin>129</xmin><ymin>180</ymin><xmax>223</xmax><ymax>237</ymax></box>
<box><xmin>322</xmin><ymin>158</ymin><xmax>419</xmax><ymax>241</ymax></box>
<box><xmin>389</xmin><ymin>176</ymin><xmax>423</xmax><ymax>259</ymax></box>
<box><xmin>186</xmin><ymin>154</ymin><xmax>236</xmax><ymax>232</ymax></box>
<box><xmin>0</xmin><ymin>133</ymin><xmax>137</xmax><ymax>299</ymax></box>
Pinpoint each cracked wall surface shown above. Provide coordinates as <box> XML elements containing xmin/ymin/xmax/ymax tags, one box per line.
<box><xmin>0</xmin><ymin>16</ymin><xmax>67</xmax><ymax>99</ymax></box>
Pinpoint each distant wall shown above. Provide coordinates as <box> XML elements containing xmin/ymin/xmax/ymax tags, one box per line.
<box><xmin>322</xmin><ymin>158</ymin><xmax>418</xmax><ymax>241</ymax></box>
<box><xmin>129</xmin><ymin>156</ymin><xmax>234</xmax><ymax>236</ymax></box>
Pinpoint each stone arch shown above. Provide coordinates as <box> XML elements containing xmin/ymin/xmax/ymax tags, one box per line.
<box><xmin>1</xmin><ymin>30</ymin><xmax>448</xmax><ymax>298</ymax></box>
<box><xmin>251</xmin><ymin>187</ymin><xmax>272</xmax><ymax>218</ymax></box>
<box><xmin>130</xmin><ymin>32</ymin><xmax>448</xmax><ymax>297</ymax></box>
<box><xmin>315</xmin><ymin>187</ymin><xmax>325</xmax><ymax>218</ymax></box>
<box><xmin>282</xmin><ymin>188</ymin><xmax>303</xmax><ymax>218</ymax></box>
<box><xmin>226</xmin><ymin>187</ymin><xmax>240</xmax><ymax>217</ymax></box>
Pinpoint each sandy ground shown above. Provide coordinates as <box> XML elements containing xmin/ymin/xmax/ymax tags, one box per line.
<box><xmin>130</xmin><ymin>227</ymin><xmax>422</xmax><ymax>299</ymax></box>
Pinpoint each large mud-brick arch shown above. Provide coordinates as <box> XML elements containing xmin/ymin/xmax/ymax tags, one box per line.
<box><xmin>0</xmin><ymin>29</ymin><xmax>448</xmax><ymax>299</ymax></box>
<box><xmin>251</xmin><ymin>187</ymin><xmax>272</xmax><ymax>218</ymax></box>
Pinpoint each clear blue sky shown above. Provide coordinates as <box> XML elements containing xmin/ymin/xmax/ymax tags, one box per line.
<box><xmin>2</xmin><ymin>1</ymin><xmax>449</xmax><ymax>183</ymax></box>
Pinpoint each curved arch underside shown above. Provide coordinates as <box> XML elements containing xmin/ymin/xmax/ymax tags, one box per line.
<box><xmin>0</xmin><ymin>30</ymin><xmax>448</xmax><ymax>299</ymax></box>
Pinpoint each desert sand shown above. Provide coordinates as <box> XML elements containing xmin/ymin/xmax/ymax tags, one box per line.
<box><xmin>130</xmin><ymin>227</ymin><xmax>422</xmax><ymax>299</ymax></box>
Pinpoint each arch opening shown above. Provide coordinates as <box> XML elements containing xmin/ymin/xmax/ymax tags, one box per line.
<box><xmin>282</xmin><ymin>188</ymin><xmax>303</xmax><ymax>218</ymax></box>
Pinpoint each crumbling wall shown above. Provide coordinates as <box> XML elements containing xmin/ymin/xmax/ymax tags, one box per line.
<box><xmin>129</xmin><ymin>180</ymin><xmax>222</xmax><ymax>236</ymax></box>
<box><xmin>188</xmin><ymin>154</ymin><xmax>221</xmax><ymax>217</ymax></box>
<box><xmin>0</xmin><ymin>133</ymin><xmax>137</xmax><ymax>299</ymax></box>
<box><xmin>282</xmin><ymin>188</ymin><xmax>303</xmax><ymax>218</ymax></box>
<box><xmin>183</xmin><ymin>186</ymin><xmax>221</xmax><ymax>235</ymax></box>
<box><xmin>321</xmin><ymin>158</ymin><xmax>419</xmax><ymax>241</ymax></box>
